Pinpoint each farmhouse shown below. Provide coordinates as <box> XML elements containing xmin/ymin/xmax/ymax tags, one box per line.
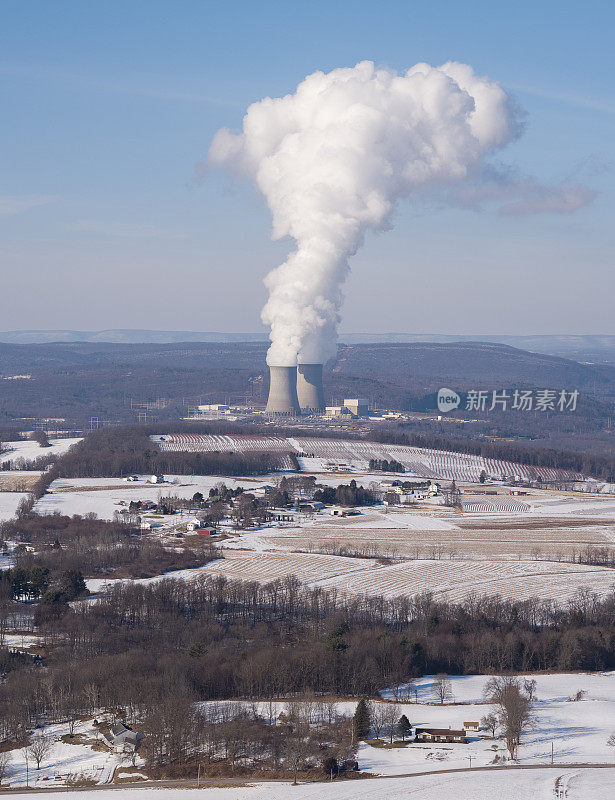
<box><xmin>415</xmin><ymin>727</ymin><xmax>467</xmax><ymax>744</ymax></box>
<box><xmin>382</xmin><ymin>481</ymin><xmax>441</xmax><ymax>505</ymax></box>
<box><xmin>186</xmin><ymin>517</ymin><xmax>206</xmax><ymax>531</ymax></box>
<box><xmin>464</xmin><ymin>721</ymin><xmax>480</xmax><ymax>733</ymax></box>
<box><xmin>102</xmin><ymin>721</ymin><xmax>143</xmax><ymax>753</ymax></box>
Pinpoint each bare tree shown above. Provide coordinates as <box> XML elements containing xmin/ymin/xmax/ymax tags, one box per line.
<box><xmin>370</xmin><ymin>704</ymin><xmax>386</xmax><ymax>740</ymax></box>
<box><xmin>0</xmin><ymin>752</ymin><xmax>11</xmax><ymax>785</ymax></box>
<box><xmin>284</xmin><ymin>719</ymin><xmax>313</xmax><ymax>786</ymax></box>
<box><xmin>484</xmin><ymin>677</ymin><xmax>533</xmax><ymax>759</ymax></box>
<box><xmin>382</xmin><ymin>703</ymin><xmax>400</xmax><ymax>744</ymax></box>
<box><xmin>28</xmin><ymin>733</ymin><xmax>54</xmax><ymax>770</ymax></box>
<box><xmin>481</xmin><ymin>712</ymin><xmax>499</xmax><ymax>738</ymax></box>
<box><xmin>607</xmin><ymin>733</ymin><xmax>615</xmax><ymax>750</ymax></box>
<box><xmin>523</xmin><ymin>678</ymin><xmax>537</xmax><ymax>702</ymax></box>
<box><xmin>433</xmin><ymin>674</ymin><xmax>453</xmax><ymax>705</ymax></box>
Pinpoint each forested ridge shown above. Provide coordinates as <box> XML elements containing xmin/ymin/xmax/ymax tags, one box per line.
<box><xmin>2</xmin><ymin>576</ymin><xmax>614</xmax><ymax>744</ymax></box>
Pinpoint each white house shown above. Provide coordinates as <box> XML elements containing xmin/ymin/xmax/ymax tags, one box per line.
<box><xmin>102</xmin><ymin>722</ymin><xmax>143</xmax><ymax>753</ymax></box>
<box><xmin>186</xmin><ymin>517</ymin><xmax>206</xmax><ymax>531</ymax></box>
<box><xmin>463</xmin><ymin>721</ymin><xmax>480</xmax><ymax>733</ymax></box>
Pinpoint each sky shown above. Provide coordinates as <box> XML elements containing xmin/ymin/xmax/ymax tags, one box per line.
<box><xmin>1</xmin><ymin>0</ymin><xmax>613</xmax><ymax>336</ymax></box>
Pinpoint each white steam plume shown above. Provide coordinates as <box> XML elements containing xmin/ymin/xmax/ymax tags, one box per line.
<box><xmin>208</xmin><ymin>61</ymin><xmax>523</xmax><ymax>366</ymax></box>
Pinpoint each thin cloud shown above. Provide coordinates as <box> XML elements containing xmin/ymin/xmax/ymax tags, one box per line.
<box><xmin>499</xmin><ymin>183</ymin><xmax>596</xmax><ymax>215</ymax></box>
<box><xmin>442</xmin><ymin>168</ymin><xmax>596</xmax><ymax>216</ymax></box>
<box><xmin>512</xmin><ymin>84</ymin><xmax>615</xmax><ymax>116</ymax></box>
<box><xmin>0</xmin><ymin>194</ymin><xmax>57</xmax><ymax>215</ymax></box>
<box><xmin>69</xmin><ymin>221</ymin><xmax>188</xmax><ymax>240</ymax></box>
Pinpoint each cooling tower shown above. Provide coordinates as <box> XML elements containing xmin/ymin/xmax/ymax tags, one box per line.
<box><xmin>265</xmin><ymin>366</ymin><xmax>300</xmax><ymax>414</ymax></box>
<box><xmin>296</xmin><ymin>363</ymin><xmax>325</xmax><ymax>412</ymax></box>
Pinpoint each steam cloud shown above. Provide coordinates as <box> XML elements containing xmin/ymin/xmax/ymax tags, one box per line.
<box><xmin>208</xmin><ymin>61</ymin><xmax>584</xmax><ymax>365</ymax></box>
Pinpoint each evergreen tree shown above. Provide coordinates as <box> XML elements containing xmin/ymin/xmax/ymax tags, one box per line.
<box><xmin>397</xmin><ymin>714</ymin><xmax>412</xmax><ymax>741</ymax></box>
<box><xmin>352</xmin><ymin>698</ymin><xmax>371</xmax><ymax>742</ymax></box>
<box><xmin>57</xmin><ymin>569</ymin><xmax>88</xmax><ymax>601</ymax></box>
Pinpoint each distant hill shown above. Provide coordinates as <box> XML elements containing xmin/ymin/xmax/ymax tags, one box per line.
<box><xmin>0</xmin><ymin>329</ymin><xmax>269</xmax><ymax>345</ymax></box>
<box><xmin>333</xmin><ymin>342</ymin><xmax>613</xmax><ymax>391</ymax></box>
<box><xmin>0</xmin><ymin>340</ymin><xmax>612</xmax><ymax>423</ymax></box>
<box><xmin>2</xmin><ymin>330</ymin><xmax>615</xmax><ymax>364</ymax></box>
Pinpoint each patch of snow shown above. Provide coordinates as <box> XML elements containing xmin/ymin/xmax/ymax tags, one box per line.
<box><xmin>0</xmin><ymin>492</ymin><xmax>29</xmax><ymax>522</ymax></box>
<box><xmin>0</xmin><ymin>437</ymin><xmax>81</xmax><ymax>468</ymax></box>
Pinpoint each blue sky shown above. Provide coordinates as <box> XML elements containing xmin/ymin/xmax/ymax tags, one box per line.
<box><xmin>1</xmin><ymin>0</ymin><xmax>613</xmax><ymax>334</ymax></box>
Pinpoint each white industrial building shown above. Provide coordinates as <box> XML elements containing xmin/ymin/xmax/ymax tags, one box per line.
<box><xmin>325</xmin><ymin>398</ymin><xmax>369</xmax><ymax>417</ymax></box>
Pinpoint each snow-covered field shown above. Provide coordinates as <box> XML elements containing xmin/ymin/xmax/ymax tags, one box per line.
<box><xmin>3</xmin><ymin>768</ymin><xmax>613</xmax><ymax>799</ymax></box>
<box><xmin>85</xmin><ymin>548</ymin><xmax>615</xmax><ymax>604</ymax></box>
<box><xmin>366</xmin><ymin>672</ymin><xmax>615</xmax><ymax>774</ymax></box>
<box><xmin>195</xmin><ymin>551</ymin><xmax>615</xmax><ymax>603</ymax></box>
<box><xmin>223</xmin><ymin>502</ymin><xmax>615</xmax><ymax>564</ymax></box>
<box><xmin>201</xmin><ymin>672</ymin><xmax>615</xmax><ymax>786</ymax></box>
<box><xmin>2</xmin><ymin>674</ymin><xmax>615</xmax><ymax>795</ymax></box>
<box><xmin>156</xmin><ymin>434</ymin><xmax>583</xmax><ymax>483</ymax></box>
<box><xmin>0</xmin><ymin>491</ymin><xmax>29</xmax><ymax>522</ymax></box>
<box><xmin>33</xmin><ymin>474</ymin><xmax>272</xmax><ymax>519</ymax></box>
<box><xmin>33</xmin><ymin>470</ymin><xmax>615</xmax><ymax>603</ymax></box>
<box><xmin>1</xmin><ymin>718</ymin><xmax>122</xmax><ymax>788</ymax></box>
<box><xmin>0</xmin><ymin>437</ymin><xmax>81</xmax><ymax>468</ymax></box>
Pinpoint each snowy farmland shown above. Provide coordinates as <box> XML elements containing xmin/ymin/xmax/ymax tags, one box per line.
<box><xmin>196</xmin><ymin>550</ymin><xmax>615</xmax><ymax>604</ymax></box>
<box><xmin>3</xmin><ymin>673</ymin><xmax>615</xmax><ymax>797</ymax></box>
<box><xmin>30</xmin><ymin>470</ymin><xmax>615</xmax><ymax>603</ymax></box>
<box><xmin>0</xmin><ymin>718</ymin><xmax>123</xmax><ymax>788</ymax></box>
<box><xmin>2</xmin><ymin>430</ymin><xmax>608</xmax><ymax>606</ymax></box>
<box><xmin>223</xmin><ymin>493</ymin><xmax>615</xmax><ymax>562</ymax></box>
<box><xmin>0</xmin><ymin>436</ymin><xmax>81</xmax><ymax>468</ymax></box>
<box><xmin>0</xmin><ymin>491</ymin><xmax>29</xmax><ymax>522</ymax></box>
<box><xmin>33</xmin><ymin>474</ymin><xmax>269</xmax><ymax>519</ymax></box>
<box><xmin>155</xmin><ymin>434</ymin><xmax>583</xmax><ymax>483</ymax></box>
<box><xmin>203</xmin><ymin>672</ymin><xmax>615</xmax><ymax>778</ymax></box>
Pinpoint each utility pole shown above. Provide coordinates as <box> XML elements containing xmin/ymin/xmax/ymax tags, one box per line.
<box><xmin>551</xmin><ymin>741</ymin><xmax>554</xmax><ymax>765</ymax></box>
<box><xmin>468</xmin><ymin>754</ymin><xmax>472</xmax><ymax>769</ymax></box>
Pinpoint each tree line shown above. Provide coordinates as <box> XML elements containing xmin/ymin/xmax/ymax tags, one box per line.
<box><xmin>46</xmin><ymin>427</ymin><xmax>288</xmax><ymax>480</ymax></box>
<box><xmin>2</xmin><ymin>576</ymin><xmax>615</xmax><ymax>749</ymax></box>
<box><xmin>368</xmin><ymin>458</ymin><xmax>405</xmax><ymax>473</ymax></box>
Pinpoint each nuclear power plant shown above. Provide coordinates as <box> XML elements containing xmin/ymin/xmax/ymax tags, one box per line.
<box><xmin>296</xmin><ymin>363</ymin><xmax>326</xmax><ymax>412</ymax></box>
<box><xmin>265</xmin><ymin>366</ymin><xmax>301</xmax><ymax>414</ymax></box>
<box><xmin>265</xmin><ymin>364</ymin><xmax>325</xmax><ymax>415</ymax></box>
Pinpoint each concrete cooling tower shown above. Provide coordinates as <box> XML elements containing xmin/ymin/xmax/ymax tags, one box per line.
<box><xmin>296</xmin><ymin>364</ymin><xmax>325</xmax><ymax>412</ymax></box>
<box><xmin>265</xmin><ymin>366</ymin><xmax>300</xmax><ymax>414</ymax></box>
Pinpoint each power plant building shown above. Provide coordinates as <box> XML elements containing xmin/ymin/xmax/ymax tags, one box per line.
<box><xmin>343</xmin><ymin>398</ymin><xmax>369</xmax><ymax>416</ymax></box>
<box><xmin>325</xmin><ymin>398</ymin><xmax>369</xmax><ymax>417</ymax></box>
